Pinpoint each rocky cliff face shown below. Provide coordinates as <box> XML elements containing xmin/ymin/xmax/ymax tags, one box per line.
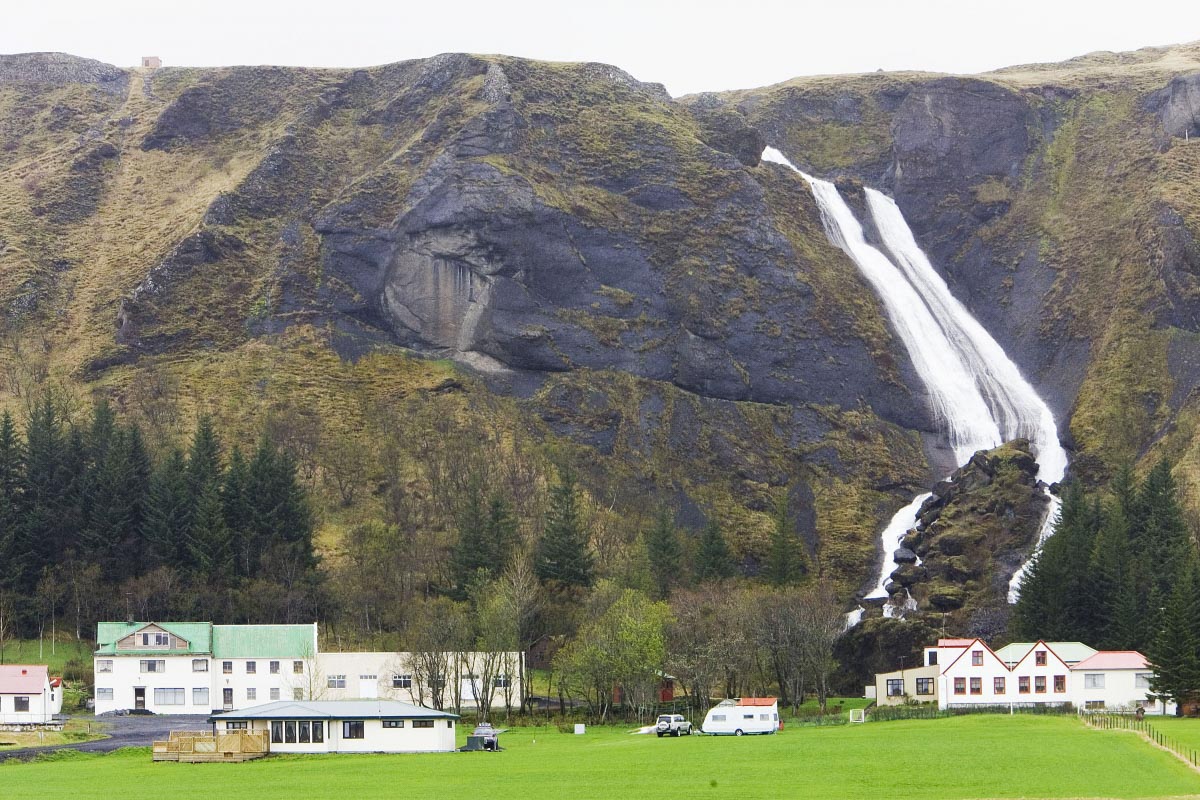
<box><xmin>4</xmin><ymin>44</ymin><xmax>1200</xmax><ymax>607</ymax></box>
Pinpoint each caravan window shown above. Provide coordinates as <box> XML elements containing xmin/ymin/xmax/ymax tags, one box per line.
<box><xmin>760</xmin><ymin>713</ymin><xmax>770</xmax><ymax>721</ymax></box>
<box><xmin>711</xmin><ymin>714</ymin><xmax>725</xmax><ymax>722</ymax></box>
<box><xmin>743</xmin><ymin>714</ymin><xmax>754</xmax><ymax>720</ymax></box>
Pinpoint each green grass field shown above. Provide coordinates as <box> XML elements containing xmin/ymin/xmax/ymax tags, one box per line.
<box><xmin>0</xmin><ymin>639</ymin><xmax>93</xmax><ymax>675</ymax></box>
<box><xmin>2</xmin><ymin>715</ymin><xmax>1198</xmax><ymax>799</ymax></box>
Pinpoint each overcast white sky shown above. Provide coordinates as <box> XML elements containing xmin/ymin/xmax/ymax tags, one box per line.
<box><xmin>3</xmin><ymin>0</ymin><xmax>1197</xmax><ymax>96</ymax></box>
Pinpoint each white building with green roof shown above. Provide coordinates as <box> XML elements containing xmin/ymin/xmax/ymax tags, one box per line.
<box><xmin>94</xmin><ymin>622</ymin><xmax>523</xmax><ymax>715</ymax></box>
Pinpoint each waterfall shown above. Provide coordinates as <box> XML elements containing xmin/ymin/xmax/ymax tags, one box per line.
<box><xmin>761</xmin><ymin>147</ymin><xmax>1067</xmax><ymax>608</ymax></box>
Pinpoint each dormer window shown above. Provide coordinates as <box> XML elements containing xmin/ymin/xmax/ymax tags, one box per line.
<box><xmin>1035</xmin><ymin>650</ymin><xmax>1047</xmax><ymax>666</ymax></box>
<box><xmin>141</xmin><ymin>632</ymin><xmax>170</xmax><ymax>647</ymax></box>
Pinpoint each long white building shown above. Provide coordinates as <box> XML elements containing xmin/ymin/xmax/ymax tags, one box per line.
<box><xmin>874</xmin><ymin>638</ymin><xmax>1168</xmax><ymax>713</ymax></box>
<box><xmin>93</xmin><ymin>622</ymin><xmax>523</xmax><ymax>715</ymax></box>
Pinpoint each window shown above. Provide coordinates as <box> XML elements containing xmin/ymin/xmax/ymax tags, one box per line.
<box><xmin>96</xmin><ymin>688</ymin><xmax>113</xmax><ymax>703</ymax></box>
<box><xmin>759</xmin><ymin>714</ymin><xmax>770</xmax><ymax>721</ymax></box>
<box><xmin>953</xmin><ymin>677</ymin><xmax>966</xmax><ymax>695</ymax></box>
<box><xmin>223</xmin><ymin>661</ymin><xmax>233</xmax><ymax>674</ymax></box>
<box><xmin>312</xmin><ymin>721</ymin><xmax>324</xmax><ymax>743</ymax></box>
<box><xmin>1035</xmin><ymin>676</ymin><xmax>1046</xmax><ymax>693</ymax></box>
<box><xmin>969</xmin><ymin>677</ymin><xmax>982</xmax><ymax>695</ymax></box>
<box><xmin>360</xmin><ymin>674</ymin><xmax>378</xmax><ymax>681</ymax></box>
<box><xmin>383</xmin><ymin>720</ymin><xmax>405</xmax><ymax>728</ymax></box>
<box><xmin>285</xmin><ymin>721</ymin><xmax>297</xmax><ymax>743</ymax></box>
<box><xmin>343</xmin><ymin>721</ymin><xmax>365</xmax><ymax>739</ymax></box>
<box><xmin>494</xmin><ymin>674</ymin><xmax>510</xmax><ymax>688</ymax></box>
<box><xmin>430</xmin><ymin>675</ymin><xmax>445</xmax><ymax>690</ymax></box>
<box><xmin>328</xmin><ymin>675</ymin><xmax>346</xmax><ymax>689</ymax></box>
<box><xmin>1085</xmin><ymin>700</ymin><xmax>1106</xmax><ymax>710</ymax></box>
<box><xmin>886</xmin><ymin>679</ymin><xmax>904</xmax><ymax>697</ymax></box>
<box><xmin>928</xmin><ymin>651</ymin><xmax>938</xmax><ymax>666</ymax></box>
<box><xmin>413</xmin><ymin>720</ymin><xmax>434</xmax><ymax>729</ymax></box>
<box><xmin>270</xmin><ymin>661</ymin><xmax>280</xmax><ymax>675</ymax></box>
<box><xmin>142</xmin><ymin>632</ymin><xmax>169</xmax><ymax>647</ymax></box>
<box><xmin>97</xmin><ymin>660</ymin><xmax>113</xmax><ymax>673</ymax></box>
<box><xmin>14</xmin><ymin>697</ymin><xmax>29</xmax><ymax>712</ymax></box>
<box><xmin>270</xmin><ymin>688</ymin><xmax>280</xmax><ymax>701</ymax></box>
<box><xmin>1136</xmin><ymin>673</ymin><xmax>1152</xmax><ymax>689</ymax></box>
<box><xmin>225</xmin><ymin>721</ymin><xmax>248</xmax><ymax>730</ymax></box>
<box><xmin>193</xmin><ymin>688</ymin><xmax>209</xmax><ymax>706</ymax></box>
<box><xmin>246</xmin><ymin>661</ymin><xmax>256</xmax><ymax>675</ymax></box>
<box><xmin>994</xmin><ymin>677</ymin><xmax>1005</xmax><ymax>694</ymax></box>
<box><xmin>247</xmin><ymin>688</ymin><xmax>257</xmax><ymax>701</ymax></box>
<box><xmin>192</xmin><ymin>659</ymin><xmax>208</xmax><ymax>672</ymax></box>
<box><xmin>294</xmin><ymin>661</ymin><xmax>304</xmax><ymax>674</ymax></box>
<box><xmin>393</xmin><ymin>674</ymin><xmax>412</xmax><ymax>689</ymax></box>
<box><xmin>1054</xmin><ymin>675</ymin><xmax>1066</xmax><ymax>693</ymax></box>
<box><xmin>299</xmin><ymin>721</ymin><xmax>311</xmax><ymax>743</ymax></box>
<box><xmin>153</xmin><ymin>688</ymin><xmax>185</xmax><ymax>705</ymax></box>
<box><xmin>972</xmin><ymin>650</ymin><xmax>983</xmax><ymax>666</ymax></box>
<box><xmin>1019</xmin><ymin>676</ymin><xmax>1030</xmax><ymax>694</ymax></box>
<box><xmin>743</xmin><ymin>714</ymin><xmax>754</xmax><ymax>720</ymax></box>
<box><xmin>447</xmin><ymin>720</ymin><xmax>453</xmax><ymax>728</ymax></box>
<box><xmin>139</xmin><ymin>659</ymin><xmax>165</xmax><ymax>673</ymax></box>
<box><xmin>271</xmin><ymin>721</ymin><xmax>283</xmax><ymax>744</ymax></box>
<box><xmin>294</xmin><ymin>689</ymin><xmax>303</xmax><ymax>701</ymax></box>
<box><xmin>915</xmin><ymin>678</ymin><xmax>933</xmax><ymax>695</ymax></box>
<box><xmin>1035</xmin><ymin>650</ymin><xmax>1047</xmax><ymax>667</ymax></box>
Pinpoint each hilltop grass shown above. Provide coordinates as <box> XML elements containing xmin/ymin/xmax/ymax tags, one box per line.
<box><xmin>0</xmin><ymin>639</ymin><xmax>93</xmax><ymax>675</ymax></box>
<box><xmin>1</xmin><ymin>715</ymin><xmax>1197</xmax><ymax>799</ymax></box>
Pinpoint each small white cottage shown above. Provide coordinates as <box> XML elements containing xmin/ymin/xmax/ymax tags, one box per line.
<box><xmin>209</xmin><ymin>699</ymin><xmax>458</xmax><ymax>753</ymax></box>
<box><xmin>0</xmin><ymin>665</ymin><xmax>63</xmax><ymax>727</ymax></box>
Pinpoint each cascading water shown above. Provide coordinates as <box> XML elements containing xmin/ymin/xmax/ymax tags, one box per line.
<box><xmin>761</xmin><ymin>147</ymin><xmax>1067</xmax><ymax>612</ymax></box>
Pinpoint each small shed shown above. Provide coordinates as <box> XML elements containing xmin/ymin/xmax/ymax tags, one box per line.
<box><xmin>141</xmin><ymin>57</ymin><xmax>162</xmax><ymax>69</ymax></box>
<box><xmin>209</xmin><ymin>699</ymin><xmax>458</xmax><ymax>753</ymax></box>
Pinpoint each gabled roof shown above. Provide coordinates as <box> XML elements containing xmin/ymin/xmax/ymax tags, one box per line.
<box><xmin>937</xmin><ymin>638</ymin><xmax>975</xmax><ymax>647</ymax></box>
<box><xmin>209</xmin><ymin>699</ymin><xmax>458</xmax><ymax>722</ymax></box>
<box><xmin>212</xmin><ymin>624</ymin><xmax>316</xmax><ymax>658</ymax></box>
<box><xmin>94</xmin><ymin>622</ymin><xmax>213</xmax><ymax>655</ymax></box>
<box><xmin>0</xmin><ymin>665</ymin><xmax>48</xmax><ymax>694</ymax></box>
<box><xmin>1010</xmin><ymin>640</ymin><xmax>1072</xmax><ymax>672</ymax></box>
<box><xmin>994</xmin><ymin>641</ymin><xmax>1096</xmax><ymax>665</ymax></box>
<box><xmin>941</xmin><ymin>638</ymin><xmax>1010</xmax><ymax>674</ymax></box>
<box><xmin>1072</xmin><ymin>651</ymin><xmax>1149</xmax><ymax>671</ymax></box>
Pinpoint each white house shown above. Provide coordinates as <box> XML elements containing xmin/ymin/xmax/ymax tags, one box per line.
<box><xmin>94</xmin><ymin>622</ymin><xmax>523</xmax><ymax>715</ymax></box>
<box><xmin>1069</xmin><ymin>651</ymin><xmax>1169</xmax><ymax>713</ymax></box>
<box><xmin>209</xmin><ymin>700</ymin><xmax>458</xmax><ymax>753</ymax></box>
<box><xmin>874</xmin><ymin>638</ymin><xmax>1160</xmax><ymax>711</ymax></box>
<box><xmin>0</xmin><ymin>665</ymin><xmax>63</xmax><ymax>726</ymax></box>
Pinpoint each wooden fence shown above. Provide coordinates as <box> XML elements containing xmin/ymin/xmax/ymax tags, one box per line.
<box><xmin>152</xmin><ymin>730</ymin><xmax>269</xmax><ymax>763</ymax></box>
<box><xmin>1084</xmin><ymin>713</ymin><xmax>1200</xmax><ymax>769</ymax></box>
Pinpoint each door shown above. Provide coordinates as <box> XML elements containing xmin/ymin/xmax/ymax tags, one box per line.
<box><xmin>358</xmin><ymin>675</ymin><xmax>378</xmax><ymax>698</ymax></box>
<box><xmin>223</xmin><ymin>688</ymin><xmax>233</xmax><ymax>710</ymax></box>
<box><xmin>134</xmin><ymin>687</ymin><xmax>145</xmax><ymax>710</ymax></box>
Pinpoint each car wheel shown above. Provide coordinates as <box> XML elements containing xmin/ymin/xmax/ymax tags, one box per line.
<box><xmin>657</xmin><ymin>732</ymin><xmax>664</xmax><ymax>737</ymax></box>
<box><xmin>735</xmin><ymin>729</ymin><xmax>743</xmax><ymax>736</ymax></box>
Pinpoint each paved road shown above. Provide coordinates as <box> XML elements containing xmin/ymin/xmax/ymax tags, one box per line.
<box><xmin>0</xmin><ymin>714</ymin><xmax>211</xmax><ymax>761</ymax></box>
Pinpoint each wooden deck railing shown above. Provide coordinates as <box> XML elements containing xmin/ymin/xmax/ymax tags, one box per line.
<box><xmin>152</xmin><ymin>730</ymin><xmax>269</xmax><ymax>762</ymax></box>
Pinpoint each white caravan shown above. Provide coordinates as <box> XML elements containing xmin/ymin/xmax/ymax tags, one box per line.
<box><xmin>701</xmin><ymin>698</ymin><xmax>779</xmax><ymax>735</ymax></box>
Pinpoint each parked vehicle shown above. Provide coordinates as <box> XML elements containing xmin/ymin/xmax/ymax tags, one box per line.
<box><xmin>655</xmin><ymin>714</ymin><xmax>693</xmax><ymax>737</ymax></box>
<box><xmin>700</xmin><ymin>698</ymin><xmax>779</xmax><ymax>735</ymax></box>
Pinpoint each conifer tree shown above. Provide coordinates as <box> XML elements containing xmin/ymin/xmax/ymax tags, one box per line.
<box><xmin>696</xmin><ymin>518</ymin><xmax>735</xmax><ymax>582</ymax></box>
<box><xmin>451</xmin><ymin>480</ymin><xmax>490</xmax><ymax>597</ymax></box>
<box><xmin>766</xmin><ymin>492</ymin><xmax>805</xmax><ymax>586</ymax></box>
<box><xmin>187</xmin><ymin>479</ymin><xmax>233</xmax><ymax>580</ymax></box>
<box><xmin>223</xmin><ymin>446</ymin><xmax>255</xmax><ymax>577</ymax></box>
<box><xmin>534</xmin><ymin>465</ymin><xmax>593</xmax><ymax>589</ymax></box>
<box><xmin>0</xmin><ymin>411</ymin><xmax>22</xmax><ymax>588</ymax></box>
<box><xmin>143</xmin><ymin>449</ymin><xmax>191</xmax><ymax>569</ymax></box>
<box><xmin>483</xmin><ymin>493</ymin><xmax>518</xmax><ymax>572</ymax></box>
<box><xmin>1148</xmin><ymin>561</ymin><xmax>1200</xmax><ymax>715</ymax></box>
<box><xmin>645</xmin><ymin>506</ymin><xmax>683</xmax><ymax>599</ymax></box>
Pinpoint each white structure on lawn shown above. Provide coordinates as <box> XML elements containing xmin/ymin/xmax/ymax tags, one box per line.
<box><xmin>209</xmin><ymin>700</ymin><xmax>458</xmax><ymax>753</ymax></box>
<box><xmin>874</xmin><ymin>638</ymin><xmax>1168</xmax><ymax>713</ymax></box>
<box><xmin>701</xmin><ymin>697</ymin><xmax>780</xmax><ymax>735</ymax></box>
<box><xmin>93</xmin><ymin>622</ymin><xmax>523</xmax><ymax>715</ymax></box>
<box><xmin>0</xmin><ymin>665</ymin><xmax>63</xmax><ymax>726</ymax></box>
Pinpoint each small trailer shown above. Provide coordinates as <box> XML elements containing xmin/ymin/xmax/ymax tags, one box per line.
<box><xmin>701</xmin><ymin>697</ymin><xmax>780</xmax><ymax>736</ymax></box>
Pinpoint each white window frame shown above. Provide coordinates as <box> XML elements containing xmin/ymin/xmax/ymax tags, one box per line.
<box><xmin>192</xmin><ymin>659</ymin><xmax>208</xmax><ymax>672</ymax></box>
<box><xmin>193</xmin><ymin>687</ymin><xmax>209</xmax><ymax>706</ymax></box>
<box><xmin>1084</xmin><ymin>673</ymin><xmax>1105</xmax><ymax>689</ymax></box>
<box><xmin>153</xmin><ymin>688</ymin><xmax>185</xmax><ymax>706</ymax></box>
<box><xmin>97</xmin><ymin>660</ymin><xmax>113</xmax><ymax>673</ymax></box>
<box><xmin>139</xmin><ymin>659</ymin><xmax>166</xmax><ymax>673</ymax></box>
<box><xmin>96</xmin><ymin>688</ymin><xmax>114</xmax><ymax>703</ymax></box>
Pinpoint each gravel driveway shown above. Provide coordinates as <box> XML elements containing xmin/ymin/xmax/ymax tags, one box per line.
<box><xmin>0</xmin><ymin>714</ymin><xmax>211</xmax><ymax>761</ymax></box>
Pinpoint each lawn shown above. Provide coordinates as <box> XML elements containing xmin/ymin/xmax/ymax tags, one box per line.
<box><xmin>0</xmin><ymin>718</ymin><xmax>105</xmax><ymax>751</ymax></box>
<box><xmin>0</xmin><ymin>639</ymin><xmax>93</xmax><ymax>675</ymax></box>
<box><xmin>1</xmin><ymin>715</ymin><xmax>1198</xmax><ymax>799</ymax></box>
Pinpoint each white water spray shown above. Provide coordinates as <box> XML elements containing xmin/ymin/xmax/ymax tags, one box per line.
<box><xmin>761</xmin><ymin>147</ymin><xmax>1066</xmax><ymax>608</ymax></box>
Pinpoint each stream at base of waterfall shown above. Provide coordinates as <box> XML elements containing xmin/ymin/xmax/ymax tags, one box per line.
<box><xmin>760</xmin><ymin>148</ymin><xmax>1067</xmax><ymax>623</ymax></box>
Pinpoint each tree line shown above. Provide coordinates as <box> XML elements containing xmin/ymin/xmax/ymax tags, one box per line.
<box><xmin>1011</xmin><ymin>459</ymin><xmax>1200</xmax><ymax>711</ymax></box>
<box><xmin>0</xmin><ymin>396</ymin><xmax>320</xmax><ymax>641</ymax></box>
